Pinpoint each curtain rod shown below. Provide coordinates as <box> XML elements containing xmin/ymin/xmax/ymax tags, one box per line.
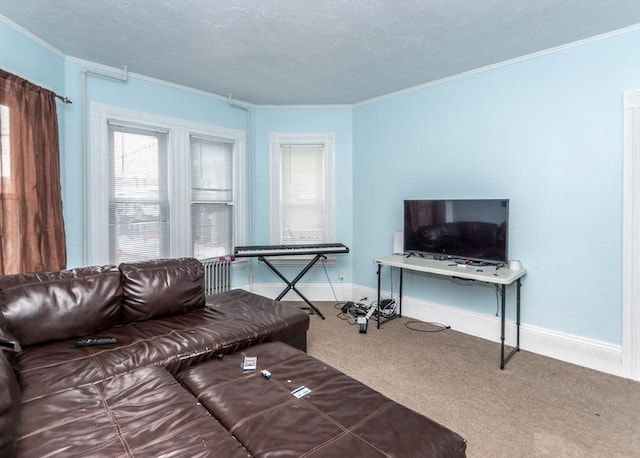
<box><xmin>55</xmin><ymin>93</ymin><xmax>72</xmax><ymax>104</ymax></box>
<box><xmin>0</xmin><ymin>66</ymin><xmax>72</xmax><ymax>104</ymax></box>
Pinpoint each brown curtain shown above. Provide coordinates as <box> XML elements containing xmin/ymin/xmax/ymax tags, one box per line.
<box><xmin>0</xmin><ymin>69</ymin><xmax>66</xmax><ymax>275</ymax></box>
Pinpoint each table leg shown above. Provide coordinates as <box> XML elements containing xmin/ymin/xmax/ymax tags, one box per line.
<box><xmin>377</xmin><ymin>263</ymin><xmax>382</xmax><ymax>329</ymax></box>
<box><xmin>398</xmin><ymin>268</ymin><xmax>403</xmax><ymax>318</ymax></box>
<box><xmin>516</xmin><ymin>279</ymin><xmax>521</xmax><ymax>350</ymax></box>
<box><xmin>501</xmin><ymin>280</ymin><xmax>522</xmax><ymax>369</ymax></box>
<box><xmin>500</xmin><ymin>284</ymin><xmax>506</xmax><ymax>369</ymax></box>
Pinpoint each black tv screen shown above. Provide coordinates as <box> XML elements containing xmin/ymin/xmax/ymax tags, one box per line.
<box><xmin>403</xmin><ymin>199</ymin><xmax>509</xmax><ymax>264</ymax></box>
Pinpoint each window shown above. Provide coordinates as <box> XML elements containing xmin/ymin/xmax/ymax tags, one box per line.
<box><xmin>190</xmin><ymin>136</ymin><xmax>234</xmax><ymax>258</ymax></box>
<box><xmin>269</xmin><ymin>133</ymin><xmax>335</xmax><ymax>253</ymax></box>
<box><xmin>90</xmin><ymin>103</ymin><xmax>245</xmax><ymax>265</ymax></box>
<box><xmin>109</xmin><ymin>124</ymin><xmax>169</xmax><ymax>263</ymax></box>
<box><xmin>0</xmin><ymin>104</ymin><xmax>9</xmax><ymax>185</ymax></box>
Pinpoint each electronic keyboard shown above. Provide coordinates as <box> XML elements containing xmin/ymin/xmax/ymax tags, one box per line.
<box><xmin>234</xmin><ymin>243</ymin><xmax>349</xmax><ymax>257</ymax></box>
<box><xmin>233</xmin><ymin>243</ymin><xmax>349</xmax><ymax>320</ymax></box>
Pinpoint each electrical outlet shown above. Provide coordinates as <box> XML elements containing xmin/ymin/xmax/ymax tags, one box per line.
<box><xmin>338</xmin><ymin>269</ymin><xmax>344</xmax><ymax>280</ymax></box>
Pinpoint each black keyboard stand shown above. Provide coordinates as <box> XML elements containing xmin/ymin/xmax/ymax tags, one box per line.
<box><xmin>258</xmin><ymin>254</ymin><xmax>326</xmax><ymax>319</ymax></box>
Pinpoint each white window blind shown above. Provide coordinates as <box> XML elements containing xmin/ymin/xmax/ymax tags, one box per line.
<box><xmin>108</xmin><ymin>124</ymin><xmax>169</xmax><ymax>263</ymax></box>
<box><xmin>0</xmin><ymin>105</ymin><xmax>12</xmax><ymax>192</ymax></box>
<box><xmin>0</xmin><ymin>104</ymin><xmax>9</xmax><ymax>181</ymax></box>
<box><xmin>191</xmin><ymin>136</ymin><xmax>234</xmax><ymax>258</ymax></box>
<box><xmin>269</xmin><ymin>133</ymin><xmax>335</xmax><ymax>254</ymax></box>
<box><xmin>280</xmin><ymin>144</ymin><xmax>326</xmax><ymax>244</ymax></box>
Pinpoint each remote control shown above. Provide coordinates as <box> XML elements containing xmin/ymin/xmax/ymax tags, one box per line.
<box><xmin>75</xmin><ymin>337</ymin><xmax>118</xmax><ymax>347</ymax></box>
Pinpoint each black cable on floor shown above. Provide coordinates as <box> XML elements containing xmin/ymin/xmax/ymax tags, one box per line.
<box><xmin>404</xmin><ymin>320</ymin><xmax>451</xmax><ymax>332</ymax></box>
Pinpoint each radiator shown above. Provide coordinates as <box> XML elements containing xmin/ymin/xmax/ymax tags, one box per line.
<box><xmin>201</xmin><ymin>257</ymin><xmax>232</xmax><ymax>295</ymax></box>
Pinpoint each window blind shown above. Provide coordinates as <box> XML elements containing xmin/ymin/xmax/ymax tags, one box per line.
<box><xmin>108</xmin><ymin>125</ymin><xmax>169</xmax><ymax>263</ymax></box>
<box><xmin>190</xmin><ymin>136</ymin><xmax>234</xmax><ymax>258</ymax></box>
<box><xmin>280</xmin><ymin>144</ymin><xmax>326</xmax><ymax>244</ymax></box>
<box><xmin>0</xmin><ymin>105</ymin><xmax>9</xmax><ymax>180</ymax></box>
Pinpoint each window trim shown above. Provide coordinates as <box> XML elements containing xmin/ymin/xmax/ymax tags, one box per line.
<box><xmin>89</xmin><ymin>102</ymin><xmax>246</xmax><ymax>265</ymax></box>
<box><xmin>623</xmin><ymin>89</ymin><xmax>640</xmax><ymax>381</ymax></box>
<box><xmin>269</xmin><ymin>132</ymin><xmax>335</xmax><ymax>264</ymax></box>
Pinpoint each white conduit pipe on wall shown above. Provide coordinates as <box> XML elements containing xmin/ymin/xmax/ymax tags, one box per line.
<box><xmin>228</xmin><ymin>94</ymin><xmax>254</xmax><ymax>289</ymax></box>
<box><xmin>81</xmin><ymin>65</ymin><xmax>128</xmax><ymax>265</ymax></box>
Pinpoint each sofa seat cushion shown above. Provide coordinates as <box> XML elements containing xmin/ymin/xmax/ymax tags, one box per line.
<box><xmin>177</xmin><ymin>341</ymin><xmax>467</xmax><ymax>458</ymax></box>
<box><xmin>16</xmin><ymin>364</ymin><xmax>249</xmax><ymax>458</ymax></box>
<box><xmin>203</xmin><ymin>288</ymin><xmax>310</xmax><ymax>351</ymax></box>
<box><xmin>15</xmin><ymin>290</ymin><xmax>309</xmax><ymax>401</ymax></box>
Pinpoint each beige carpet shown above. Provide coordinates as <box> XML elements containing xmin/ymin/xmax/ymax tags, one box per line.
<box><xmin>298</xmin><ymin>302</ymin><xmax>640</xmax><ymax>458</ymax></box>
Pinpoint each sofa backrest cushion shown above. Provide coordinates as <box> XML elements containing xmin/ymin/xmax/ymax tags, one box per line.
<box><xmin>0</xmin><ymin>265</ymin><xmax>123</xmax><ymax>346</ymax></box>
<box><xmin>120</xmin><ymin>257</ymin><xmax>205</xmax><ymax>323</ymax></box>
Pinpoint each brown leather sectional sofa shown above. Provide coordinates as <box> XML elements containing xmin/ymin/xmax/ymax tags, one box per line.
<box><xmin>0</xmin><ymin>257</ymin><xmax>466</xmax><ymax>457</ymax></box>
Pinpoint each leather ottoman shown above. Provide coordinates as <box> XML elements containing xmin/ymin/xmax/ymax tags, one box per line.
<box><xmin>16</xmin><ymin>364</ymin><xmax>250</xmax><ymax>457</ymax></box>
<box><xmin>177</xmin><ymin>341</ymin><xmax>467</xmax><ymax>457</ymax></box>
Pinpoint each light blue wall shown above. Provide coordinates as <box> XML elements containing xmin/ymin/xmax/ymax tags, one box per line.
<box><xmin>353</xmin><ymin>29</ymin><xmax>640</xmax><ymax>345</ymax></box>
<box><xmin>249</xmin><ymin>106</ymin><xmax>354</xmax><ymax>284</ymax></box>
<box><xmin>0</xmin><ymin>20</ymin><xmax>64</xmax><ymax>93</ymax></box>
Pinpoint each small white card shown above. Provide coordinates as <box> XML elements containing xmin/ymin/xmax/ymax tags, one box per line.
<box><xmin>242</xmin><ymin>356</ymin><xmax>257</xmax><ymax>370</ymax></box>
<box><xmin>291</xmin><ymin>385</ymin><xmax>311</xmax><ymax>398</ymax></box>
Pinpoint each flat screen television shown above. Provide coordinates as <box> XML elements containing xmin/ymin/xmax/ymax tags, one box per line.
<box><xmin>403</xmin><ymin>199</ymin><xmax>509</xmax><ymax>265</ymax></box>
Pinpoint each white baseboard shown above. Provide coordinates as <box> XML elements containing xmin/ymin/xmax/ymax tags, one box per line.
<box><xmin>246</xmin><ymin>282</ymin><xmax>353</xmax><ymax>305</ymax></box>
<box><xmin>352</xmin><ymin>284</ymin><xmax>624</xmax><ymax>378</ymax></box>
<box><xmin>240</xmin><ymin>282</ymin><xmax>625</xmax><ymax>378</ymax></box>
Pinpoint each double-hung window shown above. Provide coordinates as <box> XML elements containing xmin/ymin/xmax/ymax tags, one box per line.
<box><xmin>91</xmin><ymin>103</ymin><xmax>245</xmax><ymax>265</ymax></box>
<box><xmin>109</xmin><ymin>124</ymin><xmax>169</xmax><ymax>263</ymax></box>
<box><xmin>269</xmin><ymin>133</ymin><xmax>335</xmax><ymax>258</ymax></box>
<box><xmin>0</xmin><ymin>104</ymin><xmax>9</xmax><ymax>191</ymax></box>
<box><xmin>190</xmin><ymin>136</ymin><xmax>234</xmax><ymax>259</ymax></box>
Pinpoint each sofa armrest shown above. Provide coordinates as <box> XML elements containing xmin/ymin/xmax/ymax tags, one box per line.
<box><xmin>0</xmin><ymin>333</ymin><xmax>20</xmax><ymax>353</ymax></box>
<box><xmin>0</xmin><ymin>349</ymin><xmax>20</xmax><ymax>457</ymax></box>
<box><xmin>0</xmin><ymin>313</ymin><xmax>20</xmax><ymax>352</ymax></box>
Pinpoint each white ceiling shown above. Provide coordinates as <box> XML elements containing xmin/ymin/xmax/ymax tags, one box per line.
<box><xmin>1</xmin><ymin>0</ymin><xmax>638</xmax><ymax>105</ymax></box>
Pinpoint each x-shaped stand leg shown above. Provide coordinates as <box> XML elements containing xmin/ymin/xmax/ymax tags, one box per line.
<box><xmin>258</xmin><ymin>254</ymin><xmax>326</xmax><ymax>319</ymax></box>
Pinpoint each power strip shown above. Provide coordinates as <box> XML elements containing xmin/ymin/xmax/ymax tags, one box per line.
<box><xmin>365</xmin><ymin>304</ymin><xmax>377</xmax><ymax>319</ymax></box>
